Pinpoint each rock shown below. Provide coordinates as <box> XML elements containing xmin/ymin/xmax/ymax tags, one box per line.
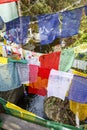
<box><xmin>44</xmin><ymin>96</ymin><xmax>76</xmax><ymax>126</ymax></box>
<box><xmin>0</xmin><ymin>86</ymin><xmax>24</xmax><ymax>104</ymax></box>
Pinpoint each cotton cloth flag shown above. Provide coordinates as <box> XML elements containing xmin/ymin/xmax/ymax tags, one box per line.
<box><xmin>0</xmin><ymin>2</ymin><xmax>18</xmax><ymax>22</ymax></box>
<box><xmin>59</xmin><ymin>48</ymin><xmax>75</xmax><ymax>72</ymax></box>
<box><xmin>28</xmin><ymin>65</ymin><xmax>51</xmax><ymax>96</ymax></box>
<box><xmin>39</xmin><ymin>51</ymin><xmax>61</xmax><ymax>70</ymax></box>
<box><xmin>4</xmin><ymin>16</ymin><xmax>30</xmax><ymax>44</ymax></box>
<box><xmin>72</xmin><ymin>59</ymin><xmax>87</xmax><ymax>71</ymax></box>
<box><xmin>37</xmin><ymin>13</ymin><xmax>60</xmax><ymax>45</ymax></box>
<box><xmin>0</xmin><ymin>0</ymin><xmax>18</xmax><ymax>4</ymax></box>
<box><xmin>68</xmin><ymin>75</ymin><xmax>87</xmax><ymax>103</ymax></box>
<box><xmin>47</xmin><ymin>69</ymin><xmax>73</xmax><ymax>100</ymax></box>
<box><xmin>0</xmin><ymin>63</ymin><xmax>21</xmax><ymax>91</ymax></box>
<box><xmin>70</xmin><ymin>100</ymin><xmax>87</xmax><ymax>121</ymax></box>
<box><xmin>60</xmin><ymin>7</ymin><xmax>82</xmax><ymax>38</ymax></box>
<box><xmin>16</xmin><ymin>63</ymin><xmax>29</xmax><ymax>84</ymax></box>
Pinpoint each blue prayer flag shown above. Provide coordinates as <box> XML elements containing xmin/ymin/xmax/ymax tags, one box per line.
<box><xmin>0</xmin><ymin>63</ymin><xmax>21</xmax><ymax>91</ymax></box>
<box><xmin>68</xmin><ymin>75</ymin><xmax>87</xmax><ymax>103</ymax></box>
<box><xmin>60</xmin><ymin>7</ymin><xmax>82</xmax><ymax>38</ymax></box>
<box><xmin>4</xmin><ymin>16</ymin><xmax>30</xmax><ymax>44</ymax></box>
<box><xmin>37</xmin><ymin>13</ymin><xmax>60</xmax><ymax>45</ymax></box>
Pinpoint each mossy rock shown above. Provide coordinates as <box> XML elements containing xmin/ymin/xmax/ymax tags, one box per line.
<box><xmin>44</xmin><ymin>96</ymin><xmax>76</xmax><ymax>126</ymax></box>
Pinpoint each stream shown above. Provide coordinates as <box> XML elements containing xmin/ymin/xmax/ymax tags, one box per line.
<box><xmin>17</xmin><ymin>93</ymin><xmax>48</xmax><ymax>119</ymax></box>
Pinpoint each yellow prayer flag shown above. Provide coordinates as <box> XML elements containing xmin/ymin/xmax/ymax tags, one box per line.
<box><xmin>74</xmin><ymin>44</ymin><xmax>87</xmax><ymax>54</ymax></box>
<box><xmin>0</xmin><ymin>57</ymin><xmax>8</xmax><ymax>64</ymax></box>
<box><xmin>69</xmin><ymin>100</ymin><xmax>87</xmax><ymax>121</ymax></box>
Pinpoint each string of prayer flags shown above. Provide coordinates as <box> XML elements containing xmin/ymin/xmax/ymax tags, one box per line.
<box><xmin>60</xmin><ymin>7</ymin><xmax>83</xmax><ymax>38</ymax></box>
<box><xmin>4</xmin><ymin>16</ymin><xmax>30</xmax><ymax>44</ymax></box>
<box><xmin>0</xmin><ymin>2</ymin><xmax>18</xmax><ymax>22</ymax></box>
<box><xmin>0</xmin><ymin>63</ymin><xmax>21</xmax><ymax>91</ymax></box>
<box><xmin>47</xmin><ymin>69</ymin><xmax>73</xmax><ymax>100</ymax></box>
<box><xmin>39</xmin><ymin>51</ymin><xmax>61</xmax><ymax>70</ymax></box>
<box><xmin>37</xmin><ymin>13</ymin><xmax>60</xmax><ymax>45</ymax></box>
<box><xmin>59</xmin><ymin>48</ymin><xmax>75</xmax><ymax>72</ymax></box>
<box><xmin>68</xmin><ymin>75</ymin><xmax>87</xmax><ymax>103</ymax></box>
<box><xmin>0</xmin><ymin>0</ymin><xmax>18</xmax><ymax>4</ymax></box>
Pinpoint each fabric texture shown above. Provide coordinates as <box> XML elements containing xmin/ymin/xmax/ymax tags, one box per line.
<box><xmin>39</xmin><ymin>51</ymin><xmax>61</xmax><ymax>70</ymax></box>
<box><xmin>28</xmin><ymin>67</ymin><xmax>51</xmax><ymax>96</ymax></box>
<box><xmin>70</xmin><ymin>100</ymin><xmax>87</xmax><ymax>121</ymax></box>
<box><xmin>71</xmin><ymin>69</ymin><xmax>87</xmax><ymax>78</ymax></box>
<box><xmin>5</xmin><ymin>16</ymin><xmax>30</xmax><ymax>44</ymax></box>
<box><xmin>68</xmin><ymin>75</ymin><xmax>87</xmax><ymax>103</ymax></box>
<box><xmin>0</xmin><ymin>57</ymin><xmax>8</xmax><ymax>64</ymax></box>
<box><xmin>0</xmin><ymin>0</ymin><xmax>18</xmax><ymax>4</ymax></box>
<box><xmin>60</xmin><ymin>7</ymin><xmax>82</xmax><ymax>38</ymax></box>
<box><xmin>16</xmin><ymin>63</ymin><xmax>29</xmax><ymax>84</ymax></box>
<box><xmin>59</xmin><ymin>48</ymin><xmax>75</xmax><ymax>72</ymax></box>
<box><xmin>37</xmin><ymin>13</ymin><xmax>60</xmax><ymax>45</ymax></box>
<box><xmin>47</xmin><ymin>69</ymin><xmax>73</xmax><ymax>100</ymax></box>
<box><xmin>0</xmin><ymin>2</ymin><xmax>18</xmax><ymax>22</ymax></box>
<box><xmin>0</xmin><ymin>63</ymin><xmax>20</xmax><ymax>91</ymax></box>
<box><xmin>29</xmin><ymin>64</ymin><xmax>38</xmax><ymax>83</ymax></box>
<box><xmin>72</xmin><ymin>59</ymin><xmax>87</xmax><ymax>71</ymax></box>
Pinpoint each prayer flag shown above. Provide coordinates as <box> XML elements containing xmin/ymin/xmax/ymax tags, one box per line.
<box><xmin>70</xmin><ymin>100</ymin><xmax>87</xmax><ymax>121</ymax></box>
<box><xmin>37</xmin><ymin>13</ymin><xmax>60</xmax><ymax>45</ymax></box>
<box><xmin>16</xmin><ymin>63</ymin><xmax>29</xmax><ymax>84</ymax></box>
<box><xmin>61</xmin><ymin>7</ymin><xmax>82</xmax><ymax>37</ymax></box>
<box><xmin>47</xmin><ymin>69</ymin><xmax>73</xmax><ymax>100</ymax></box>
<box><xmin>0</xmin><ymin>0</ymin><xmax>18</xmax><ymax>4</ymax></box>
<box><xmin>0</xmin><ymin>63</ymin><xmax>21</xmax><ymax>91</ymax></box>
<box><xmin>0</xmin><ymin>2</ymin><xmax>18</xmax><ymax>22</ymax></box>
<box><xmin>4</xmin><ymin>16</ymin><xmax>30</xmax><ymax>44</ymax></box>
<box><xmin>28</xmin><ymin>65</ymin><xmax>51</xmax><ymax>96</ymax></box>
<box><xmin>59</xmin><ymin>48</ymin><xmax>75</xmax><ymax>72</ymax></box>
<box><xmin>68</xmin><ymin>75</ymin><xmax>87</xmax><ymax>103</ymax></box>
<box><xmin>39</xmin><ymin>51</ymin><xmax>61</xmax><ymax>70</ymax></box>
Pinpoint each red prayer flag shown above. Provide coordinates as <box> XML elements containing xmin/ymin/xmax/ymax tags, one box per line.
<box><xmin>0</xmin><ymin>0</ymin><xmax>18</xmax><ymax>4</ymax></box>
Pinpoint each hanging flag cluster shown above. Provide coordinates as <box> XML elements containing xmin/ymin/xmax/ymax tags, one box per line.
<box><xmin>0</xmin><ymin>4</ymin><xmax>87</xmax><ymax>45</ymax></box>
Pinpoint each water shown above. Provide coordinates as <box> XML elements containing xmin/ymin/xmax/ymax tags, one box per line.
<box><xmin>17</xmin><ymin>93</ymin><xmax>48</xmax><ymax>119</ymax></box>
